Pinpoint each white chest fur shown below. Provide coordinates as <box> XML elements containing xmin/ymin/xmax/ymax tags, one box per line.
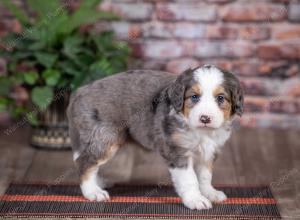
<box><xmin>175</xmin><ymin>124</ymin><xmax>232</xmax><ymax>162</ymax></box>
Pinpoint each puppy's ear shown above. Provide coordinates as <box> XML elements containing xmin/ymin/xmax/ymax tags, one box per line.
<box><xmin>232</xmin><ymin>82</ymin><xmax>244</xmax><ymax>116</ymax></box>
<box><xmin>167</xmin><ymin>79</ymin><xmax>185</xmax><ymax>112</ymax></box>
<box><xmin>167</xmin><ymin>69</ymin><xmax>193</xmax><ymax>112</ymax></box>
<box><xmin>222</xmin><ymin>70</ymin><xmax>244</xmax><ymax>116</ymax></box>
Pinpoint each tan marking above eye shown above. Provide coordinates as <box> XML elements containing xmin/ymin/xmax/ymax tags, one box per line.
<box><xmin>185</xmin><ymin>84</ymin><xmax>201</xmax><ymax>99</ymax></box>
<box><xmin>213</xmin><ymin>86</ymin><xmax>228</xmax><ymax>99</ymax></box>
<box><xmin>213</xmin><ymin>85</ymin><xmax>232</xmax><ymax>120</ymax></box>
<box><xmin>183</xmin><ymin>84</ymin><xmax>201</xmax><ymax>117</ymax></box>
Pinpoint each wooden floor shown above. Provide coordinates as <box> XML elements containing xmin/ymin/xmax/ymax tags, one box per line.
<box><xmin>0</xmin><ymin>126</ymin><xmax>299</xmax><ymax>219</ymax></box>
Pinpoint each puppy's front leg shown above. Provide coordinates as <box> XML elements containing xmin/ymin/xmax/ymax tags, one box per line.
<box><xmin>196</xmin><ymin>160</ymin><xmax>227</xmax><ymax>202</ymax></box>
<box><xmin>169</xmin><ymin>158</ymin><xmax>212</xmax><ymax>210</ymax></box>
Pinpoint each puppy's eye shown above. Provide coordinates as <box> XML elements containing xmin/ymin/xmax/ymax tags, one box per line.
<box><xmin>217</xmin><ymin>94</ymin><xmax>225</xmax><ymax>104</ymax></box>
<box><xmin>190</xmin><ymin>95</ymin><xmax>200</xmax><ymax>103</ymax></box>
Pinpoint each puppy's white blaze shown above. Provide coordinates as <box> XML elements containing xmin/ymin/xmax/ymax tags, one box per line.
<box><xmin>194</xmin><ymin>66</ymin><xmax>224</xmax><ymax>92</ymax></box>
<box><xmin>190</xmin><ymin>66</ymin><xmax>225</xmax><ymax>128</ymax></box>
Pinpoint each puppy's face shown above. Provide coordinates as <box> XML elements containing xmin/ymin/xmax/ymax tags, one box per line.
<box><xmin>168</xmin><ymin>65</ymin><xmax>243</xmax><ymax>129</ymax></box>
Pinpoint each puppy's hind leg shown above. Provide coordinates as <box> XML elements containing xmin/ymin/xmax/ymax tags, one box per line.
<box><xmin>76</xmin><ymin>146</ymin><xmax>119</xmax><ymax>201</ymax></box>
<box><xmin>75</xmin><ymin>125</ymin><xmax>126</xmax><ymax>202</ymax></box>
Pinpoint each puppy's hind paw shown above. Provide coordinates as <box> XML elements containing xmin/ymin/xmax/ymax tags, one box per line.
<box><xmin>182</xmin><ymin>194</ymin><xmax>212</xmax><ymax>210</ymax></box>
<box><xmin>82</xmin><ymin>186</ymin><xmax>110</xmax><ymax>202</ymax></box>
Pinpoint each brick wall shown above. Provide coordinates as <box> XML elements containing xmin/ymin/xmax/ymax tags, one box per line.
<box><xmin>1</xmin><ymin>0</ymin><xmax>300</xmax><ymax>129</ymax></box>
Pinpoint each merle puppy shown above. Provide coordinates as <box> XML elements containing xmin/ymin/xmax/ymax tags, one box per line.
<box><xmin>67</xmin><ymin>65</ymin><xmax>244</xmax><ymax>210</ymax></box>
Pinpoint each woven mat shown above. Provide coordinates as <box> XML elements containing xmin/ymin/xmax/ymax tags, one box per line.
<box><xmin>0</xmin><ymin>183</ymin><xmax>281</xmax><ymax>219</ymax></box>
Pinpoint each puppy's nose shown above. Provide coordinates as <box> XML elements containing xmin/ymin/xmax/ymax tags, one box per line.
<box><xmin>200</xmin><ymin>115</ymin><xmax>211</xmax><ymax>124</ymax></box>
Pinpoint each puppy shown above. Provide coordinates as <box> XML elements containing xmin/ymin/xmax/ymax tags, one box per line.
<box><xmin>67</xmin><ymin>65</ymin><xmax>244</xmax><ymax>210</ymax></box>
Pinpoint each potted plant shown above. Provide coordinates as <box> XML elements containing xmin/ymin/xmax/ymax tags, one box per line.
<box><xmin>0</xmin><ymin>0</ymin><xmax>130</xmax><ymax>149</ymax></box>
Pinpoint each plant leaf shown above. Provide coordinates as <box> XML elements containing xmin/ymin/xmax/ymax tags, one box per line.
<box><xmin>11</xmin><ymin>106</ymin><xmax>27</xmax><ymax>119</ymax></box>
<box><xmin>0</xmin><ymin>98</ymin><xmax>9</xmax><ymax>112</ymax></box>
<box><xmin>66</xmin><ymin>10</ymin><xmax>118</xmax><ymax>33</ymax></box>
<box><xmin>63</xmin><ymin>36</ymin><xmax>83</xmax><ymax>59</ymax></box>
<box><xmin>0</xmin><ymin>0</ymin><xmax>30</xmax><ymax>25</ymax></box>
<box><xmin>0</xmin><ymin>77</ymin><xmax>12</xmax><ymax>95</ymax></box>
<box><xmin>35</xmin><ymin>52</ymin><xmax>58</xmax><ymax>68</ymax></box>
<box><xmin>42</xmin><ymin>69</ymin><xmax>60</xmax><ymax>86</ymax></box>
<box><xmin>26</xmin><ymin>111</ymin><xmax>38</xmax><ymax>126</ymax></box>
<box><xmin>23</xmin><ymin>71</ymin><xmax>39</xmax><ymax>85</ymax></box>
<box><xmin>27</xmin><ymin>0</ymin><xmax>62</xmax><ymax>19</ymax></box>
<box><xmin>78</xmin><ymin>0</ymin><xmax>102</xmax><ymax>9</ymax></box>
<box><xmin>31</xmin><ymin>86</ymin><xmax>53</xmax><ymax>109</ymax></box>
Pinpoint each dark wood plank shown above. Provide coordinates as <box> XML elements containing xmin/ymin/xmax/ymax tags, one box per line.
<box><xmin>213</xmin><ymin>133</ymin><xmax>239</xmax><ymax>185</ymax></box>
<box><xmin>23</xmin><ymin>149</ymin><xmax>77</xmax><ymax>183</ymax></box>
<box><xmin>273</xmin><ymin>130</ymin><xmax>300</xmax><ymax>219</ymax></box>
<box><xmin>0</xmin><ymin>128</ymin><xmax>35</xmax><ymax>195</ymax></box>
<box><xmin>0</xmin><ymin>126</ymin><xmax>299</xmax><ymax>220</ymax></box>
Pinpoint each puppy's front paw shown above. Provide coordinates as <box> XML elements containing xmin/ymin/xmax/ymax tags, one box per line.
<box><xmin>182</xmin><ymin>194</ymin><xmax>212</xmax><ymax>210</ymax></box>
<box><xmin>202</xmin><ymin>188</ymin><xmax>227</xmax><ymax>202</ymax></box>
<box><xmin>81</xmin><ymin>185</ymin><xmax>110</xmax><ymax>202</ymax></box>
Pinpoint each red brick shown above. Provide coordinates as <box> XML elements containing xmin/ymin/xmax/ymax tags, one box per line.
<box><xmin>257</xmin><ymin>44</ymin><xmax>282</xmax><ymax>60</ymax></box>
<box><xmin>221</xmin><ymin>4</ymin><xmax>287</xmax><ymax>22</ymax></box>
<box><xmin>0</xmin><ymin>20</ymin><xmax>8</xmax><ymax>37</ymax></box>
<box><xmin>259</xmin><ymin>63</ymin><xmax>299</xmax><ymax>78</ymax></box>
<box><xmin>240</xmin><ymin>78</ymin><xmax>267</xmax><ymax>96</ymax></box>
<box><xmin>288</xmin><ymin>3</ymin><xmax>300</xmax><ymax>22</ymax></box>
<box><xmin>281</xmin><ymin>78</ymin><xmax>300</xmax><ymax>97</ymax></box>
<box><xmin>210</xmin><ymin>60</ymin><xmax>233</xmax><ymax>70</ymax></box>
<box><xmin>142</xmin><ymin>40</ymin><xmax>184</xmax><ymax>59</ymax></box>
<box><xmin>100</xmin><ymin>2</ymin><xmax>153</xmax><ymax>21</ymax></box>
<box><xmin>140</xmin><ymin>60</ymin><xmax>166</xmax><ymax>70</ymax></box>
<box><xmin>173</xmin><ymin>23</ymin><xmax>206</xmax><ymax>39</ymax></box>
<box><xmin>239</xmin><ymin>113</ymin><xmax>300</xmax><ymax>129</ymax></box>
<box><xmin>273</xmin><ymin>25</ymin><xmax>300</xmax><ymax>40</ymax></box>
<box><xmin>244</xmin><ymin>96</ymin><xmax>269</xmax><ymax>113</ymax></box>
<box><xmin>239</xmin><ymin>26</ymin><xmax>270</xmax><ymax>41</ymax></box>
<box><xmin>232</xmin><ymin>60</ymin><xmax>259</xmax><ymax>76</ymax></box>
<box><xmin>142</xmin><ymin>22</ymin><xmax>173</xmax><ymax>38</ymax></box>
<box><xmin>258</xmin><ymin>61</ymin><xmax>292</xmax><ymax>77</ymax></box>
<box><xmin>156</xmin><ymin>3</ymin><xmax>217</xmax><ymax>21</ymax></box>
<box><xmin>11</xmin><ymin>19</ymin><xmax>22</xmax><ymax>34</ymax></box>
<box><xmin>129</xmin><ymin>42</ymin><xmax>143</xmax><ymax>58</ymax></box>
<box><xmin>205</xmin><ymin>0</ymin><xmax>235</xmax><ymax>3</ymax></box>
<box><xmin>272</xmin><ymin>0</ymin><xmax>290</xmax><ymax>3</ymax></box>
<box><xmin>206</xmin><ymin>25</ymin><xmax>237</xmax><ymax>39</ymax></box>
<box><xmin>285</xmin><ymin>64</ymin><xmax>300</xmax><ymax>78</ymax></box>
<box><xmin>166</xmin><ymin>58</ymin><xmax>200</xmax><ymax>74</ymax></box>
<box><xmin>195</xmin><ymin>42</ymin><xmax>254</xmax><ymax>58</ymax></box>
<box><xmin>142</xmin><ymin>22</ymin><xmax>206</xmax><ymax>39</ymax></box>
<box><xmin>108</xmin><ymin>22</ymin><xmax>141</xmax><ymax>39</ymax></box>
<box><xmin>191</xmin><ymin>59</ymin><xmax>234</xmax><ymax>70</ymax></box>
<box><xmin>240</xmin><ymin>78</ymin><xmax>280</xmax><ymax>96</ymax></box>
<box><xmin>269</xmin><ymin>98</ymin><xmax>300</xmax><ymax>114</ymax></box>
<box><xmin>280</xmin><ymin>44</ymin><xmax>300</xmax><ymax>59</ymax></box>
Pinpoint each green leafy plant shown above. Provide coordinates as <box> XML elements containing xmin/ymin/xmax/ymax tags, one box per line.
<box><xmin>0</xmin><ymin>0</ymin><xmax>130</xmax><ymax>125</ymax></box>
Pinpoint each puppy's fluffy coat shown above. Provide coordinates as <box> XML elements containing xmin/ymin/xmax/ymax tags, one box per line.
<box><xmin>67</xmin><ymin>65</ymin><xmax>244</xmax><ymax>210</ymax></box>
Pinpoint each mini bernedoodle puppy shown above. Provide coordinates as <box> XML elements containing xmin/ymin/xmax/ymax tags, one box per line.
<box><xmin>67</xmin><ymin>65</ymin><xmax>244</xmax><ymax>210</ymax></box>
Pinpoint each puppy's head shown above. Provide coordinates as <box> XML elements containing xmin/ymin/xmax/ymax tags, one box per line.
<box><xmin>167</xmin><ymin>65</ymin><xmax>244</xmax><ymax>129</ymax></box>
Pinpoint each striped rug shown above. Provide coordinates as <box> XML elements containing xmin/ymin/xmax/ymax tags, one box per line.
<box><xmin>0</xmin><ymin>183</ymin><xmax>281</xmax><ymax>219</ymax></box>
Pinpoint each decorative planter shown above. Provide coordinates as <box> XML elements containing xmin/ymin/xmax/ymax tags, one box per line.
<box><xmin>30</xmin><ymin>89</ymin><xmax>71</xmax><ymax>150</ymax></box>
